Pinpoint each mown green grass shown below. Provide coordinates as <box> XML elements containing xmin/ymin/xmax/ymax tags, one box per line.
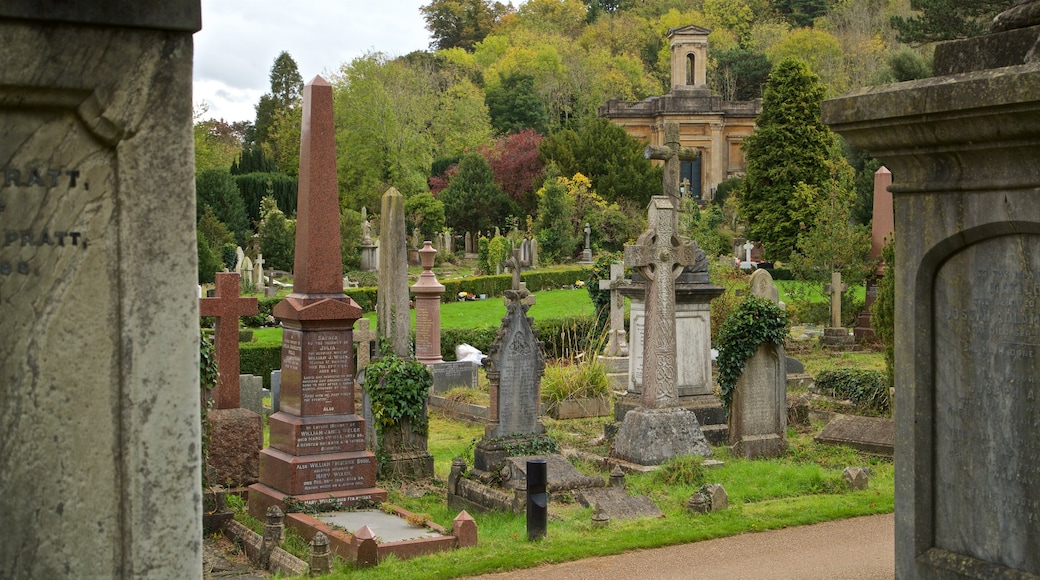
<box><xmin>775</xmin><ymin>280</ymin><xmax>866</xmax><ymax>304</ymax></box>
<box><xmin>315</xmin><ymin>414</ymin><xmax>893</xmax><ymax>579</ymax></box>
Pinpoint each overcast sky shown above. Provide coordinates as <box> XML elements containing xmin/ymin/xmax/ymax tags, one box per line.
<box><xmin>193</xmin><ymin>0</ymin><xmax>434</xmax><ymax>124</ymax></box>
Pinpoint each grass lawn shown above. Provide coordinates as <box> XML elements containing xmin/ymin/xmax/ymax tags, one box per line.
<box><xmin>308</xmin><ymin>413</ymin><xmax>893</xmax><ymax>579</ymax></box>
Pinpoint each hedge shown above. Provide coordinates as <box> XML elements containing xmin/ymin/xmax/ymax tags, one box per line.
<box><xmin>815</xmin><ymin>368</ymin><xmax>890</xmax><ymax>414</ymax></box>
<box><xmin>239</xmin><ymin>343</ymin><xmax>282</xmax><ymax>389</ymax></box>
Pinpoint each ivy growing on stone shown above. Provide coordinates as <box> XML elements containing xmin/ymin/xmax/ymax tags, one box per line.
<box><xmin>715</xmin><ymin>295</ymin><xmax>789</xmax><ymax>409</ymax></box>
<box><xmin>363</xmin><ymin>338</ymin><xmax>431</xmax><ymax>437</ymax></box>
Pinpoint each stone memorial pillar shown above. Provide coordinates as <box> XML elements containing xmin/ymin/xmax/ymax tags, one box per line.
<box><xmin>0</xmin><ymin>3</ymin><xmax>202</xmax><ymax>577</ymax></box>
<box><xmin>824</xmin><ymin>9</ymin><xmax>1040</xmax><ymax>575</ymax></box>
<box><xmin>250</xmin><ymin>77</ymin><xmax>385</xmax><ymax>516</ymax></box>
<box><xmin>412</xmin><ymin>241</ymin><xmax>445</xmax><ymax>364</ymax></box>
<box><xmin>377</xmin><ymin>187</ymin><xmax>411</xmax><ymax>358</ymax></box>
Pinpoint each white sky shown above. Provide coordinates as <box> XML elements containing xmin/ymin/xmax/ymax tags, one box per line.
<box><xmin>193</xmin><ymin>0</ymin><xmax>434</xmax><ymax>124</ymax></box>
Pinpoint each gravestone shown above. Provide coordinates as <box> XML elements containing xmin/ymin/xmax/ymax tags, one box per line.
<box><xmin>728</xmin><ymin>269</ymin><xmax>788</xmax><ymax>459</ymax></box>
<box><xmin>822</xmin><ymin>271</ymin><xmax>853</xmax><ymax>348</ymax></box>
<box><xmin>240</xmin><ymin>374</ymin><xmax>264</xmax><ymax>416</ymax></box>
<box><xmin>824</xmin><ymin>11</ymin><xmax>1040</xmax><ymax>575</ymax></box>
<box><xmin>199</xmin><ymin>273</ymin><xmax>258</xmax><ymax>408</ymax></box>
<box><xmin>359</xmin><ymin>209</ymin><xmax>377</xmax><ymax>272</ymax></box>
<box><xmin>250</xmin><ymin>76</ymin><xmax>385</xmax><ymax>516</ymax></box>
<box><xmin>580</xmin><ymin>222</ymin><xmax>593</xmax><ymax>263</ymax></box>
<box><xmin>815</xmin><ymin>414</ymin><xmax>894</xmax><ymax>457</ymax></box>
<box><xmin>741</xmin><ymin>241</ymin><xmax>754</xmax><ymax>269</ymax></box>
<box><xmin>412</xmin><ymin>241</ymin><xmax>445</xmax><ymax>364</ymax></box>
<box><xmin>270</xmin><ymin>369</ymin><xmax>282</xmax><ymax>413</ymax></box>
<box><xmin>0</xmin><ymin>3</ymin><xmax>203</xmax><ymax>577</ymax></box>
<box><xmin>644</xmin><ymin>121</ymin><xmax>698</xmax><ymax>202</ymax></box>
<box><xmin>431</xmin><ymin>361</ymin><xmax>479</xmax><ymax>393</ymax></box>
<box><xmin>377</xmin><ymin>187</ymin><xmax>410</xmax><ymax>357</ymax></box>
<box><xmin>611</xmin><ymin>197</ymin><xmax>712</xmax><ymax>465</ymax></box>
<box><xmin>254</xmin><ymin>254</ymin><xmax>266</xmax><ymax>289</ymax></box>
<box><xmin>529</xmin><ymin>237</ymin><xmax>539</xmax><ymax>268</ymax></box>
<box><xmin>598</xmin><ymin>263</ymin><xmax>629</xmax><ymax>358</ymax></box>
<box><xmin>854</xmin><ymin>167</ymin><xmax>894</xmax><ymax>341</ymax></box>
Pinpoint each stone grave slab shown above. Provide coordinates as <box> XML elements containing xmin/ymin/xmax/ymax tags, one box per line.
<box><xmin>316</xmin><ymin>509</ymin><xmax>443</xmax><ymax>543</ymax></box>
<box><xmin>575</xmin><ymin>487</ymin><xmax>662</xmax><ymax>520</ymax></box>
<box><xmin>500</xmin><ymin>455</ymin><xmax>604</xmax><ymax>492</ymax></box>
<box><xmin>814</xmin><ymin>414</ymin><xmax>894</xmax><ymax>457</ymax></box>
<box><xmin>240</xmin><ymin>374</ymin><xmax>264</xmax><ymax>416</ymax></box>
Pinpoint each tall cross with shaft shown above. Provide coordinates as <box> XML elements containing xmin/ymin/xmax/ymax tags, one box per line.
<box><xmin>624</xmin><ymin>196</ymin><xmax>698</xmax><ymax>408</ymax></box>
<box><xmin>645</xmin><ymin>121</ymin><xmax>698</xmax><ymax>201</ymax></box>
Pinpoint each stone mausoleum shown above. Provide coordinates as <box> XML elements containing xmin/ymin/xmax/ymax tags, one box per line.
<box><xmin>598</xmin><ymin>25</ymin><xmax>760</xmax><ymax>201</ymax></box>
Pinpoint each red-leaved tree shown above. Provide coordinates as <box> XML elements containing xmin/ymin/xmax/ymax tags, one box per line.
<box><xmin>480</xmin><ymin>129</ymin><xmax>544</xmax><ymax>214</ymax></box>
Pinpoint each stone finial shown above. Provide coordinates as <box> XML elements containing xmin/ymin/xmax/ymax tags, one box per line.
<box><xmin>609</xmin><ymin>465</ymin><xmax>626</xmax><ymax>488</ymax></box>
<box><xmin>701</xmin><ymin>483</ymin><xmax>728</xmax><ymax>511</ymax></box>
<box><xmin>448</xmin><ymin>457</ymin><xmax>467</xmax><ymax>494</ymax></box>
<box><xmin>309</xmin><ymin>532</ymin><xmax>331</xmax><ymax>576</ymax></box>
<box><xmin>452</xmin><ymin>510</ymin><xmax>478</xmax><ymax>548</ymax></box>
<box><xmin>843</xmin><ymin>467</ymin><xmax>870</xmax><ymax>490</ymax></box>
<box><xmin>686</xmin><ymin>492</ymin><xmax>710</xmax><ymax>513</ymax></box>
<box><xmin>260</xmin><ymin>505</ymin><xmax>285</xmax><ymax>569</ymax></box>
<box><xmin>354</xmin><ymin>525</ymin><xmax>379</xmax><ymax>567</ymax></box>
<box><xmin>591</xmin><ymin>510</ymin><xmax>610</xmax><ymax>528</ymax></box>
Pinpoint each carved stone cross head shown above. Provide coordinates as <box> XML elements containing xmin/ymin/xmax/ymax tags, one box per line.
<box><xmin>624</xmin><ymin>197</ymin><xmax>698</xmax><ymax>282</ymax></box>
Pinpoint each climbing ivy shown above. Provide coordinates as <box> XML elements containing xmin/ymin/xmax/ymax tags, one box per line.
<box><xmin>363</xmin><ymin>339</ymin><xmax>431</xmax><ymax>436</ymax></box>
<box><xmin>715</xmin><ymin>295</ymin><xmax>789</xmax><ymax>409</ymax></box>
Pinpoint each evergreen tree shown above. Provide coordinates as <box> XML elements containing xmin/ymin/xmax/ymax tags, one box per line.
<box><xmin>196</xmin><ymin>169</ymin><xmax>250</xmax><ymax>245</ymax></box>
<box><xmin>258</xmin><ymin>202</ymin><xmax>296</xmax><ymax>272</ymax></box>
<box><xmin>485</xmin><ymin>72</ymin><xmax>550</xmax><ymax>135</ymax></box>
<box><xmin>439</xmin><ymin>153</ymin><xmax>515</xmax><ymax>234</ymax></box>
<box><xmin>196</xmin><ymin>230</ymin><xmax>222</xmax><ymax>284</ymax></box>
<box><xmin>739</xmin><ymin>59</ymin><xmax>837</xmax><ymax>262</ymax></box>
<box><xmin>253</xmin><ymin>52</ymin><xmax>303</xmax><ymax>146</ymax></box>
<box><xmin>890</xmin><ymin>0</ymin><xmax>1007</xmax><ymax>44</ymax></box>
<box><xmin>404</xmin><ymin>192</ymin><xmax>447</xmax><ymax>241</ymax></box>
<box><xmin>197</xmin><ymin>206</ymin><xmax>236</xmax><ymax>251</ymax></box>
<box><xmin>535</xmin><ymin>169</ymin><xmax>578</xmax><ymax>263</ymax></box>
<box><xmin>709</xmin><ymin>47</ymin><xmax>772</xmax><ymax>101</ymax></box>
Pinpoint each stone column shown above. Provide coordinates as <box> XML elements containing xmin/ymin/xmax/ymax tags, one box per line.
<box><xmin>411</xmin><ymin>241</ymin><xmax>445</xmax><ymax>364</ymax></box>
<box><xmin>377</xmin><ymin>187</ymin><xmax>411</xmax><ymax>358</ymax></box>
<box><xmin>0</xmin><ymin>3</ymin><xmax>203</xmax><ymax>577</ymax></box>
<box><xmin>823</xmin><ymin>13</ymin><xmax>1040</xmax><ymax>576</ymax></box>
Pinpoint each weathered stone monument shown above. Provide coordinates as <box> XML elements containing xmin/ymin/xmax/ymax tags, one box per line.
<box><xmin>377</xmin><ymin>187</ymin><xmax>410</xmax><ymax>358</ymax></box>
<box><xmin>644</xmin><ymin>121</ymin><xmax>698</xmax><ymax>201</ymax></box>
<box><xmin>360</xmin><ymin>207</ymin><xmax>378</xmax><ymax>272</ymax></box>
<box><xmin>412</xmin><ymin>241</ymin><xmax>445</xmax><ymax>364</ymax></box>
<box><xmin>824</xmin><ymin>7</ymin><xmax>1040</xmax><ymax>576</ymax></box>
<box><xmin>199</xmin><ymin>272</ymin><xmax>262</xmax><ymax>486</ymax></box>
<box><xmin>614</xmin><ymin>204</ymin><xmax>727</xmax><ymax>443</ymax></box>
<box><xmin>597</xmin><ymin>262</ymin><xmax>630</xmax><ymax>391</ymax></box>
<box><xmin>611</xmin><ymin>197</ymin><xmax>712</xmax><ymax>465</ymax></box>
<box><xmin>0</xmin><ymin>3</ymin><xmax>202</xmax><ymax>576</ymax></box>
<box><xmin>854</xmin><ymin>166</ymin><xmax>894</xmax><ymax>342</ymax></box>
<box><xmin>727</xmin><ymin>269</ymin><xmax>788</xmax><ymax>459</ymax></box>
<box><xmin>822</xmin><ymin>271</ymin><xmax>854</xmax><ymax>349</ymax></box>
<box><xmin>580</xmin><ymin>222</ymin><xmax>593</xmax><ymax>263</ymax></box>
<box><xmin>250</xmin><ymin>76</ymin><xmax>385</xmax><ymax>515</ymax></box>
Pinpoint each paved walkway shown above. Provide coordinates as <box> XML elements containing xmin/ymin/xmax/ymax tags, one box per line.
<box><xmin>473</xmin><ymin>513</ymin><xmax>894</xmax><ymax>580</ymax></box>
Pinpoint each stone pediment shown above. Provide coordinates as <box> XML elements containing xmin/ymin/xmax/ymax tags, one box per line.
<box><xmin>667</xmin><ymin>24</ymin><xmax>712</xmax><ymax>38</ymax></box>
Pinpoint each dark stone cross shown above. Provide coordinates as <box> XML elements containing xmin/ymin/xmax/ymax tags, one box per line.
<box><xmin>645</xmin><ymin>121</ymin><xmax>699</xmax><ymax>201</ymax></box>
<box><xmin>624</xmin><ymin>196</ymin><xmax>698</xmax><ymax>408</ymax></box>
<box><xmin>199</xmin><ymin>272</ymin><xmax>258</xmax><ymax>409</ymax></box>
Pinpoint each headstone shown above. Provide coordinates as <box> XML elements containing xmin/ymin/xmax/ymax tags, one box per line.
<box><xmin>826</xmin><ymin>271</ymin><xmax>847</xmax><ymax>329</ymax></box>
<box><xmin>250</xmin><ymin>76</ymin><xmax>385</xmax><ymax>516</ymax></box>
<box><xmin>264</xmin><ymin>269</ymin><xmax>278</xmax><ymax>297</ymax></box>
<box><xmin>431</xmin><ymin>360</ymin><xmax>479</xmax><ymax>394</ymax></box>
<box><xmin>270</xmin><ymin>369</ymin><xmax>282</xmax><ymax>413</ymax></box>
<box><xmin>254</xmin><ymin>254</ymin><xmax>266</xmax><ymax>288</ymax></box>
<box><xmin>824</xmin><ymin>17</ymin><xmax>1040</xmax><ymax>572</ymax></box>
<box><xmin>529</xmin><ymin>237</ymin><xmax>539</xmax><ymax>268</ymax></box>
<box><xmin>0</xmin><ymin>3</ymin><xmax>203</xmax><ymax>576</ymax></box>
<box><xmin>580</xmin><ymin>222</ymin><xmax>593</xmax><ymax>263</ymax></box>
<box><xmin>612</xmin><ymin>197</ymin><xmax>712</xmax><ymax>465</ymax></box>
<box><xmin>412</xmin><ymin>241</ymin><xmax>445</xmax><ymax>364</ymax></box>
<box><xmin>644</xmin><ymin>121</ymin><xmax>698</xmax><ymax>201</ymax></box>
<box><xmin>377</xmin><ymin>187</ymin><xmax>410</xmax><ymax>358</ymax></box>
<box><xmin>239</xmin><ymin>374</ymin><xmax>264</xmax><ymax>416</ymax></box>
<box><xmin>598</xmin><ymin>262</ymin><xmax>629</xmax><ymax>357</ymax></box>
<box><xmin>464</xmin><ymin>231</ymin><xmax>473</xmax><ymax>255</ymax></box>
<box><xmin>741</xmin><ymin>241</ymin><xmax>754</xmax><ymax>269</ymax></box>
<box><xmin>235</xmin><ymin>246</ymin><xmax>245</xmax><ymax>274</ymax></box>
<box><xmin>727</xmin><ymin>269</ymin><xmax>788</xmax><ymax>459</ymax></box>
<box><xmin>242</xmin><ymin>256</ymin><xmax>254</xmax><ymax>285</ymax></box>
<box><xmin>482</xmin><ymin>278</ymin><xmax>546</xmax><ymax>439</ymax></box>
<box><xmin>199</xmin><ymin>273</ymin><xmax>259</xmax><ymax>408</ymax></box>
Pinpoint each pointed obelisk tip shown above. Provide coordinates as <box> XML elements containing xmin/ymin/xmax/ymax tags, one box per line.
<box><xmin>308</xmin><ymin>75</ymin><xmax>330</xmax><ymax>87</ymax></box>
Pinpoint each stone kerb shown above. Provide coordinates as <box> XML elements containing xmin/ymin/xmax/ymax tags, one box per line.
<box><xmin>823</xmin><ymin>16</ymin><xmax>1040</xmax><ymax>577</ymax></box>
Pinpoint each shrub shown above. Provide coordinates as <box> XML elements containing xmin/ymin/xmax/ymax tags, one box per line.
<box><xmin>239</xmin><ymin>343</ymin><xmax>282</xmax><ymax>389</ymax></box>
<box><xmin>815</xmin><ymin>369</ymin><xmax>890</xmax><ymax>413</ymax></box>
<box><xmin>541</xmin><ymin>358</ymin><xmax>610</xmax><ymax>407</ymax></box>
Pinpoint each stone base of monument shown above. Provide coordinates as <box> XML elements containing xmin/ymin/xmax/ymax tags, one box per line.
<box><xmin>448</xmin><ymin>453</ymin><xmax>606</xmax><ymax>514</ymax></box>
<box><xmin>821</xmin><ymin>327</ymin><xmax>858</xmax><ymax>350</ymax></box>
<box><xmin>730</xmin><ymin>433</ymin><xmax>788</xmax><ymax>459</ymax></box>
<box><xmin>610</xmin><ymin>407</ymin><xmax>712</xmax><ymax>466</ymax></box>
<box><xmin>613</xmin><ymin>394</ymin><xmax>728</xmax><ymax>446</ymax></box>
<box><xmin>206</xmin><ymin>408</ymin><xmax>263</xmax><ymax>487</ymax></box>
<box><xmin>380</xmin><ymin>450</ymin><xmax>435</xmax><ymax>480</ymax></box>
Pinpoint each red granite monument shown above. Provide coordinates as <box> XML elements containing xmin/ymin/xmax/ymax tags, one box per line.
<box><xmin>250</xmin><ymin>76</ymin><xmax>385</xmax><ymax>514</ymax></box>
<box><xmin>199</xmin><ymin>272</ymin><xmax>258</xmax><ymax>409</ymax></box>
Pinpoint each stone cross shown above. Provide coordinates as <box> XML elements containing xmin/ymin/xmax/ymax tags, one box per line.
<box><xmin>199</xmin><ymin>272</ymin><xmax>258</xmax><ymax>409</ymax></box>
<box><xmin>741</xmin><ymin>241</ymin><xmax>754</xmax><ymax>269</ymax></box>
<box><xmin>645</xmin><ymin>121</ymin><xmax>698</xmax><ymax>201</ymax></box>
<box><xmin>624</xmin><ymin>196</ymin><xmax>698</xmax><ymax>408</ymax></box>
<box><xmin>598</xmin><ymin>262</ymin><xmax>629</xmax><ymax>357</ymax></box>
<box><xmin>824</xmin><ymin>271</ymin><xmax>848</xmax><ymax>328</ymax></box>
<box><xmin>253</xmin><ymin>253</ymin><xmax>265</xmax><ymax>288</ymax></box>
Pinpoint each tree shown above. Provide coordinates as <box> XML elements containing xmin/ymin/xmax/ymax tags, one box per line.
<box><xmin>258</xmin><ymin>199</ymin><xmax>296</xmax><ymax>272</ymax></box>
<box><xmin>709</xmin><ymin>47</ymin><xmax>772</xmax><ymax>101</ymax></box>
<box><xmin>539</xmin><ymin>117</ymin><xmax>661</xmax><ymax>207</ymax></box>
<box><xmin>886</xmin><ymin>47</ymin><xmax>932</xmax><ymax>81</ymax></box>
<box><xmin>421</xmin><ymin>0</ymin><xmax>511</xmax><ymax>51</ymax></box>
<box><xmin>196</xmin><ymin>169</ymin><xmax>250</xmax><ymax>245</ymax></box>
<box><xmin>253</xmin><ymin>52</ymin><xmax>303</xmax><ymax>145</ymax></box>
<box><xmin>771</xmin><ymin>0</ymin><xmax>830</xmax><ymax>27</ymax></box>
<box><xmin>197</xmin><ymin>230</ymin><xmax>222</xmax><ymax>284</ymax></box>
<box><xmin>439</xmin><ymin>153</ymin><xmax>515</xmax><ymax>234</ymax></box>
<box><xmin>766</xmin><ymin>28</ymin><xmax>847</xmax><ymax>95</ymax></box>
<box><xmin>193</xmin><ymin>107</ymin><xmax>245</xmax><ymax>173</ymax></box>
<box><xmin>890</xmin><ymin>0</ymin><xmax>1007</xmax><ymax>44</ymax></box>
<box><xmin>197</xmin><ymin>206</ymin><xmax>236</xmax><ymax>252</ymax></box>
<box><xmin>739</xmin><ymin>59</ymin><xmax>838</xmax><ymax>262</ymax></box>
<box><xmin>535</xmin><ymin>170</ymin><xmax>578</xmax><ymax>263</ymax></box>
<box><xmin>404</xmin><ymin>192</ymin><xmax>447</xmax><ymax>241</ymax></box>
<box><xmin>485</xmin><ymin>71</ymin><xmax>550</xmax><ymax>135</ymax></box>
<box><xmin>480</xmin><ymin>129</ymin><xmax>545</xmax><ymax>214</ymax></box>
<box><xmin>340</xmin><ymin>207</ymin><xmax>363</xmax><ymax>271</ymax></box>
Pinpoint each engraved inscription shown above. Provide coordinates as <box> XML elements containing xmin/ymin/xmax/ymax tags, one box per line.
<box><xmin>296</xmin><ymin>422</ymin><xmax>365</xmax><ymax>453</ymax></box>
<box><xmin>0</xmin><ymin>164</ymin><xmax>88</xmax><ymax>276</ymax></box>
<box><xmin>296</xmin><ymin>456</ymin><xmax>372</xmax><ymax>493</ymax></box>
<box><xmin>933</xmin><ymin>235</ymin><xmax>1040</xmax><ymax>573</ymax></box>
<box><xmin>301</xmin><ymin>330</ymin><xmax>351</xmax><ymax>414</ymax></box>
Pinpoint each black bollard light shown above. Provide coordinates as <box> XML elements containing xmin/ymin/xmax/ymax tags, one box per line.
<box><xmin>527</xmin><ymin>458</ymin><xmax>548</xmax><ymax>540</ymax></box>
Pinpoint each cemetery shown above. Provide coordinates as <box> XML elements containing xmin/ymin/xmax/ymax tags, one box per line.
<box><xmin>5</xmin><ymin>1</ymin><xmax>1040</xmax><ymax>579</ymax></box>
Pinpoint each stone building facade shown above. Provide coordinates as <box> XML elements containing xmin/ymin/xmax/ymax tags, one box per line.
<box><xmin>598</xmin><ymin>25</ymin><xmax>761</xmax><ymax>201</ymax></box>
